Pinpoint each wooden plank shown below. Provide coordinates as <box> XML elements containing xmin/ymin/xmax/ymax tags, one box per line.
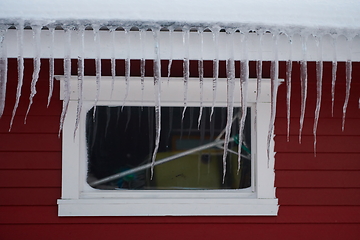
<box><xmin>1</xmin><ymin>206</ymin><xmax>360</xmax><ymax>224</ymax></box>
<box><xmin>0</xmin><ymin>223</ymin><xmax>359</xmax><ymax>240</ymax></box>
<box><xmin>274</xmin><ymin>136</ymin><xmax>360</xmax><ymax>153</ymax></box>
<box><xmin>0</xmin><ymin>116</ymin><xmax>60</xmax><ymax>133</ymax></box>
<box><xmin>277</xmin><ymin>188</ymin><xmax>360</xmax><ymax>206</ymax></box>
<box><xmin>0</xmin><ymin>134</ymin><xmax>61</xmax><ymax>151</ymax></box>
<box><xmin>0</xmin><ymin>152</ymin><xmax>61</xmax><ymax>170</ymax></box>
<box><xmin>275</xmin><ymin>171</ymin><xmax>360</xmax><ymax>188</ymax></box>
<box><xmin>0</xmin><ymin>170</ymin><xmax>61</xmax><ymax>188</ymax></box>
<box><xmin>0</xmin><ymin>188</ymin><xmax>60</xmax><ymax>206</ymax></box>
<box><xmin>275</xmin><ymin>153</ymin><xmax>360</xmax><ymax>170</ymax></box>
<box><xmin>275</xmin><ymin>117</ymin><xmax>360</xmax><ymax>136</ymax></box>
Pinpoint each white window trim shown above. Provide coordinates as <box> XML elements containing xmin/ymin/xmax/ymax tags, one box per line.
<box><xmin>57</xmin><ymin>76</ymin><xmax>279</xmax><ymax>216</ymax></box>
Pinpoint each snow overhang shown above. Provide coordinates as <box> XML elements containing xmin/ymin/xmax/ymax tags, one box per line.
<box><xmin>0</xmin><ymin>0</ymin><xmax>360</xmax><ymax>35</ymax></box>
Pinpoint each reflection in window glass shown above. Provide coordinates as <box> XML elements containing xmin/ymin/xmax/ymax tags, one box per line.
<box><xmin>86</xmin><ymin>106</ymin><xmax>251</xmax><ymax>190</ymax></box>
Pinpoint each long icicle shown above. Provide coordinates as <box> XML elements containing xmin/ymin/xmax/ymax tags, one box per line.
<box><xmin>331</xmin><ymin>36</ymin><xmax>338</xmax><ymax>117</ymax></box>
<box><xmin>74</xmin><ymin>26</ymin><xmax>85</xmax><ymax>138</ymax></box>
<box><xmin>313</xmin><ymin>35</ymin><xmax>323</xmax><ymax>156</ymax></box>
<box><xmin>0</xmin><ymin>27</ymin><xmax>8</xmax><ymax>118</ymax></box>
<box><xmin>110</xmin><ymin>26</ymin><xmax>117</xmax><ymax>99</ymax></box>
<box><xmin>59</xmin><ymin>27</ymin><xmax>72</xmax><ymax>136</ymax></box>
<box><xmin>286</xmin><ymin>35</ymin><xmax>293</xmax><ymax>142</ymax></box>
<box><xmin>342</xmin><ymin>37</ymin><xmax>353</xmax><ymax>131</ymax></box>
<box><xmin>211</xmin><ymin>26</ymin><xmax>220</xmax><ymax>119</ymax></box>
<box><xmin>122</xmin><ymin>27</ymin><xmax>131</xmax><ymax>109</ymax></box>
<box><xmin>182</xmin><ymin>26</ymin><xmax>190</xmax><ymax>120</ymax></box>
<box><xmin>197</xmin><ymin>28</ymin><xmax>204</xmax><ymax>129</ymax></box>
<box><xmin>93</xmin><ymin>25</ymin><xmax>101</xmax><ymax>118</ymax></box>
<box><xmin>140</xmin><ymin>28</ymin><xmax>146</xmax><ymax>103</ymax></box>
<box><xmin>9</xmin><ymin>22</ymin><xmax>24</xmax><ymax>131</ymax></box>
<box><xmin>223</xmin><ymin>29</ymin><xmax>236</xmax><ymax>183</ymax></box>
<box><xmin>167</xmin><ymin>27</ymin><xmax>173</xmax><ymax>84</ymax></box>
<box><xmin>25</xmin><ymin>25</ymin><xmax>42</xmax><ymax>123</ymax></box>
<box><xmin>151</xmin><ymin>28</ymin><xmax>162</xmax><ymax>179</ymax></box>
<box><xmin>47</xmin><ymin>27</ymin><xmax>55</xmax><ymax>107</ymax></box>
<box><xmin>267</xmin><ymin>33</ymin><xmax>279</xmax><ymax>166</ymax></box>
<box><xmin>254</xmin><ymin>31</ymin><xmax>263</xmax><ymax>136</ymax></box>
<box><xmin>238</xmin><ymin>31</ymin><xmax>249</xmax><ymax>173</ymax></box>
<box><xmin>299</xmin><ymin>35</ymin><xmax>308</xmax><ymax>144</ymax></box>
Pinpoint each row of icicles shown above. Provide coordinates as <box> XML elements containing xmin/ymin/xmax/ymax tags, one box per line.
<box><xmin>0</xmin><ymin>24</ymin><xmax>357</xmax><ymax>179</ymax></box>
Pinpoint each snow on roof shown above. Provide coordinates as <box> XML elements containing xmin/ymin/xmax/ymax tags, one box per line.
<box><xmin>0</xmin><ymin>0</ymin><xmax>360</xmax><ymax>34</ymax></box>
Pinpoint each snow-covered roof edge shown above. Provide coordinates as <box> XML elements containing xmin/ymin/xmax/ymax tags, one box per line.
<box><xmin>1</xmin><ymin>0</ymin><xmax>360</xmax><ymax>36</ymax></box>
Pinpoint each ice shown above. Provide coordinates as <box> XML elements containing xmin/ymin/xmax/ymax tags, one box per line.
<box><xmin>197</xmin><ymin>28</ymin><xmax>204</xmax><ymax>129</ymax></box>
<box><xmin>9</xmin><ymin>23</ymin><xmax>24</xmax><ymax>131</ymax></box>
<box><xmin>313</xmin><ymin>36</ymin><xmax>323</xmax><ymax>156</ymax></box>
<box><xmin>74</xmin><ymin>26</ymin><xmax>85</xmax><ymax>137</ymax></box>
<box><xmin>255</xmin><ymin>33</ymin><xmax>263</xmax><ymax>136</ymax></box>
<box><xmin>150</xmin><ymin>28</ymin><xmax>162</xmax><ymax>179</ymax></box>
<box><xmin>267</xmin><ymin>34</ymin><xmax>279</xmax><ymax>163</ymax></box>
<box><xmin>211</xmin><ymin>27</ymin><xmax>220</xmax><ymax>119</ymax></box>
<box><xmin>93</xmin><ymin>25</ymin><xmax>102</xmax><ymax>117</ymax></box>
<box><xmin>342</xmin><ymin>38</ymin><xmax>353</xmax><ymax>131</ymax></box>
<box><xmin>58</xmin><ymin>28</ymin><xmax>72</xmax><ymax>136</ymax></box>
<box><xmin>109</xmin><ymin>27</ymin><xmax>116</xmax><ymax>99</ymax></box>
<box><xmin>25</xmin><ymin>25</ymin><xmax>42</xmax><ymax>123</ymax></box>
<box><xmin>331</xmin><ymin>36</ymin><xmax>337</xmax><ymax>117</ymax></box>
<box><xmin>122</xmin><ymin>28</ymin><xmax>131</xmax><ymax>109</ymax></box>
<box><xmin>237</xmin><ymin>32</ymin><xmax>249</xmax><ymax>172</ymax></box>
<box><xmin>222</xmin><ymin>29</ymin><xmax>235</xmax><ymax>181</ymax></box>
<box><xmin>167</xmin><ymin>28</ymin><xmax>173</xmax><ymax>84</ymax></box>
<box><xmin>299</xmin><ymin>35</ymin><xmax>308</xmax><ymax>144</ymax></box>
<box><xmin>286</xmin><ymin>35</ymin><xmax>293</xmax><ymax>142</ymax></box>
<box><xmin>139</xmin><ymin>29</ymin><xmax>146</xmax><ymax>101</ymax></box>
<box><xmin>181</xmin><ymin>27</ymin><xmax>190</xmax><ymax>120</ymax></box>
<box><xmin>0</xmin><ymin>27</ymin><xmax>7</xmax><ymax>118</ymax></box>
<box><xmin>47</xmin><ymin>27</ymin><xmax>55</xmax><ymax>107</ymax></box>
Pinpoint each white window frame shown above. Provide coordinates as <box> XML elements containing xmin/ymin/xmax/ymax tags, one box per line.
<box><xmin>57</xmin><ymin>76</ymin><xmax>278</xmax><ymax>216</ymax></box>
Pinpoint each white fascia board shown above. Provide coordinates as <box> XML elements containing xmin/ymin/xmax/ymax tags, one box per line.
<box><xmin>1</xmin><ymin>0</ymin><xmax>360</xmax><ymax>34</ymax></box>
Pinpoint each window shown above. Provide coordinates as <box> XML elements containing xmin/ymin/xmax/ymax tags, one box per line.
<box><xmin>57</xmin><ymin>76</ymin><xmax>278</xmax><ymax>216</ymax></box>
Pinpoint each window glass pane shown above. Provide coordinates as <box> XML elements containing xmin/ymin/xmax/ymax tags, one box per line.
<box><xmin>86</xmin><ymin>106</ymin><xmax>251</xmax><ymax>190</ymax></box>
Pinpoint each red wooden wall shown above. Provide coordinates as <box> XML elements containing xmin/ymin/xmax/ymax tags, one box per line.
<box><xmin>0</xmin><ymin>59</ymin><xmax>359</xmax><ymax>239</ymax></box>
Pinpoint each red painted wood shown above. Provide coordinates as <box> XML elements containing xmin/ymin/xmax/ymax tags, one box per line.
<box><xmin>275</xmin><ymin>171</ymin><xmax>360</xmax><ymax>188</ymax></box>
<box><xmin>0</xmin><ymin>188</ymin><xmax>60</xmax><ymax>206</ymax></box>
<box><xmin>0</xmin><ymin>170</ymin><xmax>61</xmax><ymax>188</ymax></box>
<box><xmin>0</xmin><ymin>152</ymin><xmax>61</xmax><ymax>169</ymax></box>
<box><xmin>1</xmin><ymin>224</ymin><xmax>360</xmax><ymax>240</ymax></box>
<box><xmin>277</xmin><ymin>188</ymin><xmax>360</xmax><ymax>206</ymax></box>
<box><xmin>1</xmin><ymin>206</ymin><xmax>360</xmax><ymax>224</ymax></box>
<box><xmin>275</xmin><ymin>153</ymin><xmax>360</xmax><ymax>170</ymax></box>
<box><xmin>0</xmin><ymin>134</ymin><xmax>61</xmax><ymax>151</ymax></box>
<box><xmin>0</xmin><ymin>116</ymin><xmax>59</xmax><ymax>133</ymax></box>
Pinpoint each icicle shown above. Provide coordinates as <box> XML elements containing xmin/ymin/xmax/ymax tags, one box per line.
<box><xmin>139</xmin><ymin>28</ymin><xmax>146</xmax><ymax>101</ymax></box>
<box><xmin>197</xmin><ymin>28</ymin><xmax>204</xmax><ymax>129</ymax></box>
<box><xmin>25</xmin><ymin>25</ymin><xmax>42</xmax><ymax>123</ymax></box>
<box><xmin>342</xmin><ymin>37</ymin><xmax>353</xmax><ymax>131</ymax></box>
<box><xmin>238</xmin><ymin>32</ymin><xmax>249</xmax><ymax>173</ymax></box>
<box><xmin>254</xmin><ymin>31</ymin><xmax>263</xmax><ymax>136</ymax></box>
<box><xmin>267</xmin><ymin>33</ymin><xmax>279</xmax><ymax>165</ymax></box>
<box><xmin>0</xmin><ymin>27</ymin><xmax>8</xmax><ymax>118</ymax></box>
<box><xmin>211</xmin><ymin>27</ymin><xmax>220</xmax><ymax>119</ymax></box>
<box><xmin>109</xmin><ymin>27</ymin><xmax>117</xmax><ymax>99</ymax></box>
<box><xmin>74</xmin><ymin>26</ymin><xmax>85</xmax><ymax>138</ymax></box>
<box><xmin>167</xmin><ymin>27</ymin><xmax>173</xmax><ymax>84</ymax></box>
<box><xmin>313</xmin><ymin>35</ymin><xmax>323</xmax><ymax>156</ymax></box>
<box><xmin>222</xmin><ymin>29</ymin><xmax>236</xmax><ymax>182</ymax></box>
<box><xmin>150</xmin><ymin>28</ymin><xmax>162</xmax><ymax>179</ymax></box>
<box><xmin>9</xmin><ymin>22</ymin><xmax>24</xmax><ymax>131</ymax></box>
<box><xmin>47</xmin><ymin>27</ymin><xmax>55</xmax><ymax>107</ymax></box>
<box><xmin>182</xmin><ymin>26</ymin><xmax>190</xmax><ymax>120</ymax></box>
<box><xmin>93</xmin><ymin>25</ymin><xmax>102</xmax><ymax>117</ymax></box>
<box><xmin>122</xmin><ymin>28</ymin><xmax>131</xmax><ymax>109</ymax></box>
<box><xmin>59</xmin><ymin>27</ymin><xmax>72</xmax><ymax>136</ymax></box>
<box><xmin>286</xmin><ymin>35</ymin><xmax>293</xmax><ymax>142</ymax></box>
<box><xmin>299</xmin><ymin>35</ymin><xmax>308</xmax><ymax>144</ymax></box>
<box><xmin>331</xmin><ymin>36</ymin><xmax>338</xmax><ymax>117</ymax></box>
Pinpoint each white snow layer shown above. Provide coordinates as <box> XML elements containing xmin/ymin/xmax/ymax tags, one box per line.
<box><xmin>0</xmin><ymin>0</ymin><xmax>360</xmax><ymax>34</ymax></box>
